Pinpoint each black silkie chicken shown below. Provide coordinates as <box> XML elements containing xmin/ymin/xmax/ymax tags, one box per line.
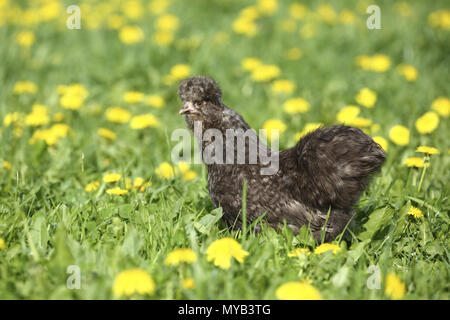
<box><xmin>178</xmin><ymin>76</ymin><xmax>385</xmax><ymax>241</ymax></box>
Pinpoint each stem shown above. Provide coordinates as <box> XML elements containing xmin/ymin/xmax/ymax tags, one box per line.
<box><xmin>417</xmin><ymin>156</ymin><xmax>429</xmax><ymax>192</ymax></box>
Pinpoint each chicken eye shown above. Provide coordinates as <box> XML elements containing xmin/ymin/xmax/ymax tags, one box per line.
<box><xmin>195</xmin><ymin>101</ymin><xmax>204</xmax><ymax>108</ymax></box>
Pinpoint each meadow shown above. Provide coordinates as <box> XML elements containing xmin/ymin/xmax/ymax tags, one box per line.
<box><xmin>0</xmin><ymin>0</ymin><xmax>449</xmax><ymax>299</ymax></box>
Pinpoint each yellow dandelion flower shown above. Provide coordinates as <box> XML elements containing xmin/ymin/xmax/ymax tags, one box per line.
<box><xmin>165</xmin><ymin>248</ymin><xmax>197</xmax><ymax>266</ymax></box>
<box><xmin>153</xmin><ymin>30</ymin><xmax>174</xmax><ymax>46</ymax></box>
<box><xmin>181</xmin><ymin>278</ymin><xmax>195</xmax><ymax>290</ymax></box>
<box><xmin>276</xmin><ymin>281</ymin><xmax>322</xmax><ymax>300</ymax></box>
<box><xmin>404</xmin><ymin>157</ymin><xmax>425</xmax><ymax>168</ymax></box>
<box><xmin>350</xmin><ymin>117</ymin><xmax>372</xmax><ymax>128</ymax></box>
<box><xmin>53</xmin><ymin>112</ymin><xmax>64</xmax><ymax>122</ymax></box>
<box><xmin>59</xmin><ymin>84</ymin><xmax>89</xmax><ymax>110</ymax></box>
<box><xmin>13</xmin><ymin>81</ymin><xmax>37</xmax><ymax>94</ymax></box>
<box><xmin>105</xmin><ymin>107</ymin><xmax>131</xmax><ymax>123</ymax></box>
<box><xmin>428</xmin><ymin>9</ymin><xmax>450</xmax><ymax>30</ymax></box>
<box><xmin>287</xmin><ymin>248</ymin><xmax>311</xmax><ymax>257</ymax></box>
<box><xmin>3</xmin><ymin>112</ymin><xmax>23</xmax><ymax>127</ymax></box>
<box><xmin>123</xmin><ymin>91</ymin><xmax>144</xmax><ymax>103</ymax></box>
<box><xmin>340</xmin><ymin>9</ymin><xmax>358</xmax><ymax>25</ymax></box>
<box><xmin>355</xmin><ymin>55</ymin><xmax>373</xmax><ymax>70</ymax></box>
<box><xmin>385</xmin><ymin>273</ymin><xmax>406</xmax><ymax>300</ymax></box>
<box><xmin>257</xmin><ymin>0</ymin><xmax>278</xmax><ymax>16</ymax></box>
<box><xmin>431</xmin><ymin>97</ymin><xmax>449</xmax><ymax>117</ymax></box>
<box><xmin>317</xmin><ymin>4</ymin><xmax>337</xmax><ymax>24</ymax></box>
<box><xmin>336</xmin><ymin>105</ymin><xmax>360</xmax><ymax>124</ymax></box>
<box><xmin>155</xmin><ymin>14</ymin><xmax>179</xmax><ymax>32</ymax></box>
<box><xmin>206</xmin><ymin>238</ymin><xmax>249</xmax><ymax>270</ymax></box>
<box><xmin>122</xmin><ymin>0</ymin><xmax>144</xmax><ymax>20</ymax></box>
<box><xmin>149</xmin><ymin>0</ymin><xmax>169</xmax><ymax>15</ymax></box>
<box><xmin>372</xmin><ymin>136</ymin><xmax>388</xmax><ymax>152</ymax></box>
<box><xmin>16</xmin><ymin>30</ymin><xmax>35</xmax><ymax>47</ymax></box>
<box><xmin>25</xmin><ymin>104</ymin><xmax>50</xmax><ymax>127</ymax></box>
<box><xmin>50</xmin><ymin>124</ymin><xmax>71</xmax><ymax>139</ymax></box>
<box><xmin>370</xmin><ymin>54</ymin><xmax>391</xmax><ymax>72</ymax></box>
<box><xmin>107</xmin><ymin>14</ymin><xmax>125</xmax><ymax>30</ymax></box>
<box><xmin>389</xmin><ymin>125</ymin><xmax>410</xmax><ymax>146</ymax></box>
<box><xmin>262</xmin><ymin>119</ymin><xmax>287</xmax><ymax>141</ymax></box>
<box><xmin>232</xmin><ymin>17</ymin><xmax>258</xmax><ymax>37</ymax></box>
<box><xmin>241</xmin><ymin>57</ymin><xmax>262</xmax><ymax>72</ymax></box>
<box><xmin>408</xmin><ymin>206</ymin><xmax>424</xmax><ymax>219</ymax></box>
<box><xmin>251</xmin><ymin>65</ymin><xmax>281</xmax><ymax>82</ymax></box>
<box><xmin>2</xmin><ymin>160</ymin><xmax>12</xmax><ymax>170</ymax></box>
<box><xmin>415</xmin><ymin>111</ymin><xmax>439</xmax><ymax>134</ymax></box>
<box><xmin>416</xmin><ymin>146</ymin><xmax>440</xmax><ymax>155</ymax></box>
<box><xmin>113</xmin><ymin>269</ymin><xmax>155</xmax><ymax>297</ymax></box>
<box><xmin>240</xmin><ymin>6</ymin><xmax>260</xmax><ymax>20</ymax></box>
<box><xmin>397</xmin><ymin>64</ymin><xmax>418</xmax><ymax>82</ymax></box>
<box><xmin>133</xmin><ymin>177</ymin><xmax>144</xmax><ymax>189</ymax></box>
<box><xmin>314</xmin><ymin>243</ymin><xmax>341</xmax><ymax>255</ymax></box>
<box><xmin>85</xmin><ymin>181</ymin><xmax>100</xmax><ymax>192</ymax></box>
<box><xmin>294</xmin><ymin>123</ymin><xmax>322</xmax><ymax>140</ymax></box>
<box><xmin>98</xmin><ymin>128</ymin><xmax>116</xmax><ymax>141</ymax></box>
<box><xmin>272</xmin><ymin>80</ymin><xmax>295</xmax><ymax>94</ymax></box>
<box><xmin>103</xmin><ymin>173</ymin><xmax>121</xmax><ymax>183</ymax></box>
<box><xmin>355</xmin><ymin>88</ymin><xmax>377</xmax><ymax>108</ymax></box>
<box><xmin>283</xmin><ymin>97</ymin><xmax>310</xmax><ymax>114</ymax></box>
<box><xmin>119</xmin><ymin>25</ymin><xmax>144</xmax><ymax>44</ymax></box>
<box><xmin>130</xmin><ymin>114</ymin><xmax>159</xmax><ymax>129</ymax></box>
<box><xmin>106</xmin><ymin>187</ymin><xmax>128</xmax><ymax>196</ymax></box>
<box><xmin>145</xmin><ymin>95</ymin><xmax>165</xmax><ymax>108</ymax></box>
<box><xmin>285</xmin><ymin>48</ymin><xmax>303</xmax><ymax>61</ymax></box>
<box><xmin>289</xmin><ymin>3</ymin><xmax>308</xmax><ymax>20</ymax></box>
<box><xmin>155</xmin><ymin>162</ymin><xmax>175</xmax><ymax>179</ymax></box>
<box><xmin>0</xmin><ymin>238</ymin><xmax>6</xmax><ymax>250</ymax></box>
<box><xmin>170</xmin><ymin>64</ymin><xmax>191</xmax><ymax>80</ymax></box>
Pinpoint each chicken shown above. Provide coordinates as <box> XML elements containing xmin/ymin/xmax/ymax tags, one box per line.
<box><xmin>178</xmin><ymin>76</ymin><xmax>386</xmax><ymax>241</ymax></box>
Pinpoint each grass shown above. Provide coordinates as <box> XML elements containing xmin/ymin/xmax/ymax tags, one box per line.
<box><xmin>0</xmin><ymin>0</ymin><xmax>449</xmax><ymax>299</ymax></box>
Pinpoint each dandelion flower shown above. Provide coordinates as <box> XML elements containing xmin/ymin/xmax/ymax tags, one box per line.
<box><xmin>105</xmin><ymin>107</ymin><xmax>131</xmax><ymax>123</ymax></box>
<box><xmin>431</xmin><ymin>97</ymin><xmax>449</xmax><ymax>117</ymax></box>
<box><xmin>241</xmin><ymin>57</ymin><xmax>262</xmax><ymax>72</ymax></box>
<box><xmin>103</xmin><ymin>173</ymin><xmax>121</xmax><ymax>183</ymax></box>
<box><xmin>416</xmin><ymin>146</ymin><xmax>440</xmax><ymax>155</ymax></box>
<box><xmin>85</xmin><ymin>181</ymin><xmax>100</xmax><ymax>192</ymax></box>
<box><xmin>130</xmin><ymin>114</ymin><xmax>159</xmax><ymax>129</ymax></box>
<box><xmin>123</xmin><ymin>91</ymin><xmax>144</xmax><ymax>103</ymax></box>
<box><xmin>113</xmin><ymin>269</ymin><xmax>155</xmax><ymax>297</ymax></box>
<box><xmin>119</xmin><ymin>25</ymin><xmax>144</xmax><ymax>44</ymax></box>
<box><xmin>389</xmin><ymin>125</ymin><xmax>410</xmax><ymax>146</ymax></box>
<box><xmin>25</xmin><ymin>104</ymin><xmax>50</xmax><ymax>126</ymax></box>
<box><xmin>336</xmin><ymin>105</ymin><xmax>360</xmax><ymax>124</ymax></box>
<box><xmin>165</xmin><ymin>248</ymin><xmax>197</xmax><ymax>266</ymax></box>
<box><xmin>262</xmin><ymin>119</ymin><xmax>287</xmax><ymax>141</ymax></box>
<box><xmin>155</xmin><ymin>14</ymin><xmax>179</xmax><ymax>32</ymax></box>
<box><xmin>232</xmin><ymin>17</ymin><xmax>258</xmax><ymax>37</ymax></box>
<box><xmin>272</xmin><ymin>80</ymin><xmax>295</xmax><ymax>94</ymax></box>
<box><xmin>145</xmin><ymin>95</ymin><xmax>165</xmax><ymax>108</ymax></box>
<box><xmin>408</xmin><ymin>206</ymin><xmax>424</xmax><ymax>219</ymax></box>
<box><xmin>355</xmin><ymin>88</ymin><xmax>377</xmax><ymax>108</ymax></box>
<box><xmin>133</xmin><ymin>177</ymin><xmax>144</xmax><ymax>189</ymax></box>
<box><xmin>98</xmin><ymin>128</ymin><xmax>116</xmax><ymax>141</ymax></box>
<box><xmin>404</xmin><ymin>157</ymin><xmax>425</xmax><ymax>168</ymax></box>
<box><xmin>16</xmin><ymin>31</ymin><xmax>35</xmax><ymax>47</ymax></box>
<box><xmin>397</xmin><ymin>64</ymin><xmax>418</xmax><ymax>82</ymax></box>
<box><xmin>155</xmin><ymin>162</ymin><xmax>175</xmax><ymax>179</ymax></box>
<box><xmin>170</xmin><ymin>64</ymin><xmax>191</xmax><ymax>80</ymax></box>
<box><xmin>206</xmin><ymin>238</ymin><xmax>249</xmax><ymax>270</ymax></box>
<box><xmin>13</xmin><ymin>81</ymin><xmax>37</xmax><ymax>94</ymax></box>
<box><xmin>275</xmin><ymin>281</ymin><xmax>322</xmax><ymax>300</ymax></box>
<box><xmin>372</xmin><ymin>136</ymin><xmax>388</xmax><ymax>152</ymax></box>
<box><xmin>257</xmin><ymin>0</ymin><xmax>278</xmax><ymax>16</ymax></box>
<box><xmin>106</xmin><ymin>187</ymin><xmax>128</xmax><ymax>196</ymax></box>
<box><xmin>385</xmin><ymin>273</ymin><xmax>406</xmax><ymax>300</ymax></box>
<box><xmin>181</xmin><ymin>278</ymin><xmax>195</xmax><ymax>290</ymax></box>
<box><xmin>289</xmin><ymin>3</ymin><xmax>308</xmax><ymax>20</ymax></box>
<box><xmin>251</xmin><ymin>65</ymin><xmax>280</xmax><ymax>82</ymax></box>
<box><xmin>369</xmin><ymin>54</ymin><xmax>391</xmax><ymax>72</ymax></box>
<box><xmin>287</xmin><ymin>248</ymin><xmax>310</xmax><ymax>257</ymax></box>
<box><xmin>314</xmin><ymin>243</ymin><xmax>341</xmax><ymax>255</ymax></box>
<box><xmin>415</xmin><ymin>111</ymin><xmax>439</xmax><ymax>134</ymax></box>
<box><xmin>153</xmin><ymin>30</ymin><xmax>174</xmax><ymax>46</ymax></box>
<box><xmin>59</xmin><ymin>84</ymin><xmax>89</xmax><ymax>110</ymax></box>
<box><xmin>283</xmin><ymin>98</ymin><xmax>310</xmax><ymax>114</ymax></box>
<box><xmin>0</xmin><ymin>238</ymin><xmax>6</xmax><ymax>250</ymax></box>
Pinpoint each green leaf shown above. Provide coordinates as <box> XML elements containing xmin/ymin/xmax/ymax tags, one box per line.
<box><xmin>193</xmin><ymin>207</ymin><xmax>223</xmax><ymax>234</ymax></box>
<box><xmin>358</xmin><ymin>207</ymin><xmax>394</xmax><ymax>241</ymax></box>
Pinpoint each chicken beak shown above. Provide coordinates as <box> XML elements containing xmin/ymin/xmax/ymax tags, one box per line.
<box><xmin>179</xmin><ymin>102</ymin><xmax>197</xmax><ymax>115</ymax></box>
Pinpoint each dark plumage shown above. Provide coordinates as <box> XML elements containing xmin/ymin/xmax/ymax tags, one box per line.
<box><xmin>178</xmin><ymin>76</ymin><xmax>386</xmax><ymax>241</ymax></box>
